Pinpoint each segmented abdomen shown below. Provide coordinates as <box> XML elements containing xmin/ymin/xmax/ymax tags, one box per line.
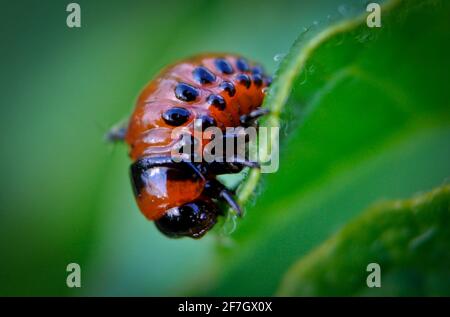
<box><xmin>125</xmin><ymin>54</ymin><xmax>271</xmax><ymax>160</ymax></box>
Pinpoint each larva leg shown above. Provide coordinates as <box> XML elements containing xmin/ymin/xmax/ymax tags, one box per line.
<box><xmin>105</xmin><ymin>119</ymin><xmax>129</xmax><ymax>142</ymax></box>
<box><xmin>240</xmin><ymin>108</ymin><xmax>270</xmax><ymax>126</ymax></box>
<box><xmin>204</xmin><ymin>179</ymin><xmax>242</xmax><ymax>217</ymax></box>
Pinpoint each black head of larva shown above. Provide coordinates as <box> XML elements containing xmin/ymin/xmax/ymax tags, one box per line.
<box><xmin>214</xmin><ymin>58</ymin><xmax>234</xmax><ymax>74</ymax></box>
<box><xmin>207</xmin><ymin>94</ymin><xmax>226</xmax><ymax>110</ymax></box>
<box><xmin>192</xmin><ymin>66</ymin><xmax>216</xmax><ymax>84</ymax></box>
<box><xmin>236</xmin><ymin>73</ymin><xmax>251</xmax><ymax>88</ymax></box>
<box><xmin>219</xmin><ymin>81</ymin><xmax>236</xmax><ymax>97</ymax></box>
<box><xmin>175</xmin><ymin>83</ymin><xmax>199</xmax><ymax>102</ymax></box>
<box><xmin>162</xmin><ymin>107</ymin><xmax>191</xmax><ymax>126</ymax></box>
<box><xmin>236</xmin><ymin>58</ymin><xmax>250</xmax><ymax>72</ymax></box>
<box><xmin>154</xmin><ymin>199</ymin><xmax>220</xmax><ymax>238</ymax></box>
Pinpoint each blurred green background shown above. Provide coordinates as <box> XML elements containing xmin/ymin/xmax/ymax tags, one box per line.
<box><xmin>0</xmin><ymin>0</ymin><xmax>346</xmax><ymax>296</ymax></box>
<box><xmin>1</xmin><ymin>0</ymin><xmax>448</xmax><ymax>296</ymax></box>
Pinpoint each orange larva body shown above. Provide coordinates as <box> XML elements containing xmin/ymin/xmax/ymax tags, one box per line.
<box><xmin>123</xmin><ymin>54</ymin><xmax>270</xmax><ymax>238</ymax></box>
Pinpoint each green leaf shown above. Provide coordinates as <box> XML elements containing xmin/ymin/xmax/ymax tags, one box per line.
<box><xmin>203</xmin><ymin>0</ymin><xmax>450</xmax><ymax>296</ymax></box>
<box><xmin>277</xmin><ymin>184</ymin><xmax>450</xmax><ymax>296</ymax></box>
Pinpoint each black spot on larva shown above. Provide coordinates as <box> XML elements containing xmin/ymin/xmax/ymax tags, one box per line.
<box><xmin>207</xmin><ymin>94</ymin><xmax>226</xmax><ymax>110</ymax></box>
<box><xmin>175</xmin><ymin>83</ymin><xmax>199</xmax><ymax>102</ymax></box>
<box><xmin>192</xmin><ymin>66</ymin><xmax>216</xmax><ymax>84</ymax></box>
<box><xmin>252</xmin><ymin>65</ymin><xmax>264</xmax><ymax>75</ymax></box>
<box><xmin>219</xmin><ymin>81</ymin><xmax>236</xmax><ymax>97</ymax></box>
<box><xmin>236</xmin><ymin>73</ymin><xmax>251</xmax><ymax>89</ymax></box>
<box><xmin>252</xmin><ymin>73</ymin><xmax>263</xmax><ymax>87</ymax></box>
<box><xmin>236</xmin><ymin>58</ymin><xmax>250</xmax><ymax>72</ymax></box>
<box><xmin>214</xmin><ymin>58</ymin><xmax>234</xmax><ymax>74</ymax></box>
<box><xmin>196</xmin><ymin>115</ymin><xmax>217</xmax><ymax>131</ymax></box>
<box><xmin>162</xmin><ymin>107</ymin><xmax>191</xmax><ymax>126</ymax></box>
